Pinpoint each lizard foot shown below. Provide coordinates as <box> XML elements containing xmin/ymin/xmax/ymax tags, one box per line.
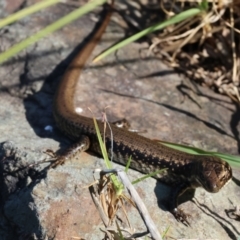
<box><xmin>171</xmin><ymin>208</ymin><xmax>191</xmax><ymax>226</ymax></box>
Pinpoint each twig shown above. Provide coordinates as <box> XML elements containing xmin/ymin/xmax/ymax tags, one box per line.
<box><xmin>100</xmin><ymin>169</ymin><xmax>162</xmax><ymax>240</ymax></box>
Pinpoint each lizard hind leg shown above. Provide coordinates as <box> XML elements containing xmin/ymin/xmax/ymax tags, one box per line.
<box><xmin>50</xmin><ymin>135</ymin><xmax>90</xmax><ymax>168</ymax></box>
<box><xmin>112</xmin><ymin>118</ymin><xmax>146</xmax><ymax>133</ymax></box>
<box><xmin>111</xmin><ymin>118</ymin><xmax>131</xmax><ymax>129</ymax></box>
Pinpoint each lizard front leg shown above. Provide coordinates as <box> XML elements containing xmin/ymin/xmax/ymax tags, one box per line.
<box><xmin>168</xmin><ymin>180</ymin><xmax>194</xmax><ymax>226</ymax></box>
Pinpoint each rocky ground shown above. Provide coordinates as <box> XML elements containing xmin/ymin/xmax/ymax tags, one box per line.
<box><xmin>0</xmin><ymin>0</ymin><xmax>240</xmax><ymax>239</ymax></box>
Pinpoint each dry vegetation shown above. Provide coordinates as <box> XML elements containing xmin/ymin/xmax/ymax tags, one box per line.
<box><xmin>150</xmin><ymin>0</ymin><xmax>240</xmax><ymax>102</ymax></box>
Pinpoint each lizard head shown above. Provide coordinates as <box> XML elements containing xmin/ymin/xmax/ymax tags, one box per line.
<box><xmin>196</xmin><ymin>156</ymin><xmax>232</xmax><ymax>193</ymax></box>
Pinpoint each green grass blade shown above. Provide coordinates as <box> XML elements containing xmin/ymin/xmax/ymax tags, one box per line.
<box><xmin>125</xmin><ymin>156</ymin><xmax>132</xmax><ymax>172</ymax></box>
<box><xmin>0</xmin><ymin>0</ymin><xmax>107</xmax><ymax>64</ymax></box>
<box><xmin>159</xmin><ymin>140</ymin><xmax>240</xmax><ymax>168</ymax></box>
<box><xmin>93</xmin><ymin>117</ymin><xmax>124</xmax><ymax>195</ymax></box>
<box><xmin>116</xmin><ymin>221</ymin><xmax>125</xmax><ymax>240</ymax></box>
<box><xmin>0</xmin><ymin>0</ymin><xmax>61</xmax><ymax>29</ymax></box>
<box><xmin>93</xmin><ymin>117</ymin><xmax>112</xmax><ymax>169</ymax></box>
<box><xmin>162</xmin><ymin>225</ymin><xmax>170</xmax><ymax>239</ymax></box>
<box><xmin>199</xmin><ymin>0</ymin><xmax>209</xmax><ymax>11</ymax></box>
<box><xmin>93</xmin><ymin>8</ymin><xmax>202</xmax><ymax>62</ymax></box>
<box><xmin>131</xmin><ymin>169</ymin><xmax>167</xmax><ymax>185</ymax></box>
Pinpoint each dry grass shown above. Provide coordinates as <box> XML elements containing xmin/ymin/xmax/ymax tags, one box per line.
<box><xmin>151</xmin><ymin>0</ymin><xmax>240</xmax><ymax>102</ymax></box>
<box><xmin>89</xmin><ymin>171</ymin><xmax>145</xmax><ymax>240</ymax></box>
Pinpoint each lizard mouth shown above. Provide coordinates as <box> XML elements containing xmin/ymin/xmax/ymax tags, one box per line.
<box><xmin>197</xmin><ymin>178</ymin><xmax>219</xmax><ymax>193</ymax></box>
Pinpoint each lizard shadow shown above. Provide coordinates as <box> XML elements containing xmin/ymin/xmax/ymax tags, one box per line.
<box><xmin>22</xmin><ymin>4</ymin><xmax>118</xmax><ymax>148</ymax></box>
<box><xmin>154</xmin><ymin>180</ymin><xmax>195</xmax><ymax>215</ymax></box>
<box><xmin>154</xmin><ymin>178</ymin><xmax>240</xmax><ymax>237</ymax></box>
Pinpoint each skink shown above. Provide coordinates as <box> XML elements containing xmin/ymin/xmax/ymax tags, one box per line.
<box><xmin>52</xmin><ymin>3</ymin><xmax>232</xmax><ymax>223</ymax></box>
